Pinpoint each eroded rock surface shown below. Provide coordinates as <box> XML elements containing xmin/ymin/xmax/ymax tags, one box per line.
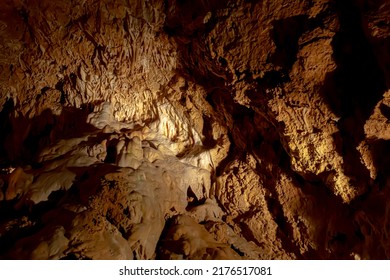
<box><xmin>0</xmin><ymin>0</ymin><xmax>390</xmax><ymax>259</ymax></box>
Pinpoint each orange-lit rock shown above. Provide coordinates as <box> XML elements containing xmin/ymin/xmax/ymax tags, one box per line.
<box><xmin>0</xmin><ymin>0</ymin><xmax>390</xmax><ymax>259</ymax></box>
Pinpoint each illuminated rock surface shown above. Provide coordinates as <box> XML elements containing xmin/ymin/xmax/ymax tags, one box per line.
<box><xmin>0</xmin><ymin>0</ymin><xmax>390</xmax><ymax>259</ymax></box>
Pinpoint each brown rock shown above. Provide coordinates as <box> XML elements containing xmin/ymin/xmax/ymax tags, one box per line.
<box><xmin>0</xmin><ymin>0</ymin><xmax>390</xmax><ymax>260</ymax></box>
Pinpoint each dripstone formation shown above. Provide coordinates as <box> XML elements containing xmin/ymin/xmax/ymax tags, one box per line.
<box><xmin>0</xmin><ymin>0</ymin><xmax>389</xmax><ymax>259</ymax></box>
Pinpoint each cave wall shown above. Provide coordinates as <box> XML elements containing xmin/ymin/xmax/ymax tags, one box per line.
<box><xmin>0</xmin><ymin>0</ymin><xmax>389</xmax><ymax>259</ymax></box>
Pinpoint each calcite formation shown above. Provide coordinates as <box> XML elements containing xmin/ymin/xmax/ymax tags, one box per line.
<box><xmin>0</xmin><ymin>0</ymin><xmax>389</xmax><ymax>259</ymax></box>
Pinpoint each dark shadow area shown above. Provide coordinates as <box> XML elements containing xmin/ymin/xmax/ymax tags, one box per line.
<box><xmin>325</xmin><ymin>1</ymin><xmax>386</xmax><ymax>119</ymax></box>
<box><xmin>0</xmin><ymin>96</ymin><xmax>116</xmax><ymax>258</ymax></box>
<box><xmin>368</xmin><ymin>139</ymin><xmax>390</xmax><ymax>186</ymax></box>
<box><xmin>155</xmin><ymin>216</ymin><xmax>180</xmax><ymax>259</ymax></box>
<box><xmin>0</xmin><ymin>189</ymin><xmax>68</xmax><ymax>257</ymax></box>
<box><xmin>379</xmin><ymin>103</ymin><xmax>390</xmax><ymax>120</ymax></box>
<box><xmin>0</xmin><ymin>99</ymin><xmax>15</xmax><ymax>166</ymax></box>
<box><xmin>68</xmin><ymin>164</ymin><xmax>120</xmax><ymax>205</ymax></box>
<box><xmin>60</xmin><ymin>253</ymin><xmax>92</xmax><ymax>260</ymax></box>
<box><xmin>164</xmin><ymin>0</ymin><xmax>228</xmax><ymax>38</ymax></box>
<box><xmin>271</xmin><ymin>15</ymin><xmax>309</xmax><ymax>69</ymax></box>
<box><xmin>201</xmin><ymin>114</ymin><xmax>217</xmax><ymax>148</ymax></box>
<box><xmin>269</xmin><ymin>8</ymin><xmax>332</xmax><ymax>71</ymax></box>
<box><xmin>164</xmin><ymin>0</ymin><xmax>230</xmax><ymax>91</ymax></box>
<box><xmin>296</xmin><ymin>178</ymin><xmax>359</xmax><ymax>259</ymax></box>
<box><xmin>254</xmin><ymin>70</ymin><xmax>290</xmax><ymax>89</ymax></box>
<box><xmin>265</xmin><ymin>195</ymin><xmax>304</xmax><ymax>258</ymax></box>
<box><xmin>104</xmin><ymin>139</ymin><xmax>119</xmax><ymax>164</ymax></box>
<box><xmin>185</xmin><ymin>186</ymin><xmax>206</xmax><ymax>211</ymax></box>
<box><xmin>320</xmin><ymin>0</ymin><xmax>387</xmax><ymax>189</ymax></box>
<box><xmin>0</xmin><ymin>163</ymin><xmax>119</xmax><ymax>259</ymax></box>
<box><xmin>205</xmin><ymin>88</ymin><xmax>268</xmax><ymax>178</ymax></box>
<box><xmin>0</xmin><ymin>103</ymin><xmax>98</xmax><ymax>167</ymax></box>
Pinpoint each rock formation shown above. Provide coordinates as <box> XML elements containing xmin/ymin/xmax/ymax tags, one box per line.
<box><xmin>0</xmin><ymin>0</ymin><xmax>389</xmax><ymax>259</ymax></box>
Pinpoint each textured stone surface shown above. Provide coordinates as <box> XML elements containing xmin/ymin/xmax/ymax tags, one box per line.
<box><xmin>0</xmin><ymin>0</ymin><xmax>390</xmax><ymax>259</ymax></box>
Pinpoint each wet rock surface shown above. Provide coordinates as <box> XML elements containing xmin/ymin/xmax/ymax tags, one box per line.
<box><xmin>0</xmin><ymin>0</ymin><xmax>389</xmax><ymax>259</ymax></box>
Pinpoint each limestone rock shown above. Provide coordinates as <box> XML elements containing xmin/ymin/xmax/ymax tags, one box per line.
<box><xmin>364</xmin><ymin>90</ymin><xmax>390</xmax><ymax>140</ymax></box>
<box><xmin>0</xmin><ymin>0</ymin><xmax>390</xmax><ymax>260</ymax></box>
<box><xmin>158</xmin><ymin>215</ymin><xmax>241</xmax><ymax>260</ymax></box>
